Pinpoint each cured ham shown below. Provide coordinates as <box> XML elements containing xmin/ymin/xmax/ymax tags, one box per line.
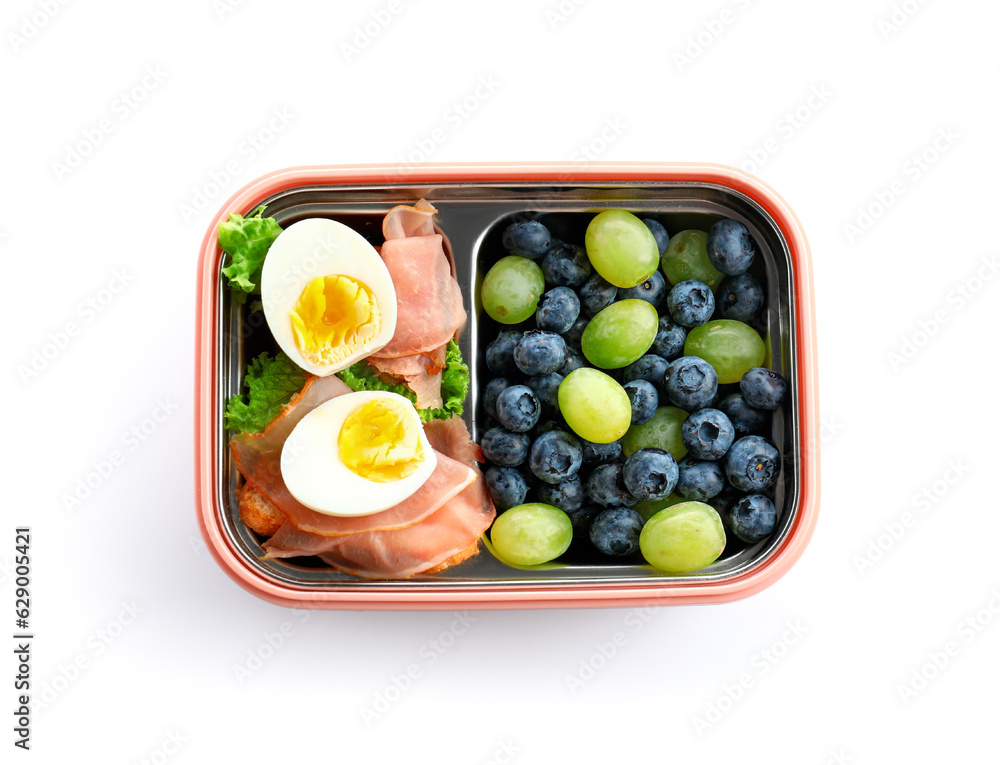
<box><xmin>370</xmin><ymin>201</ymin><xmax>466</xmax><ymax>360</ymax></box>
<box><xmin>366</xmin><ymin>347</ymin><xmax>447</xmax><ymax>408</ymax></box>
<box><xmin>262</xmin><ymin>451</ymin><xmax>474</xmax><ymax>557</ymax></box>
<box><xmin>231</xmin><ymin>375</ymin><xmax>350</xmax><ymax>524</ymax></box>
<box><xmin>406</xmin><ymin>369</ymin><xmax>444</xmax><ymax>410</ymax></box>
<box><xmin>371</xmin><ymin>238</ymin><xmax>465</xmax><ymax>358</ymax></box>
<box><xmin>316</xmin><ymin>489</ymin><xmax>494</xmax><ymax>578</ymax></box>
<box><xmin>313</xmin><ymin>417</ymin><xmax>495</xmax><ymax>579</ymax></box>
<box><xmin>367</xmin><ymin>346</ymin><xmax>447</xmax><ymax>378</ymax></box>
<box><xmin>275</xmin><ymin>448</ymin><xmax>473</xmax><ymax>537</ymax></box>
<box><xmin>381</xmin><ymin>199</ymin><xmax>436</xmax><ymax>240</ymax></box>
<box><xmin>260</xmin><ymin>416</ymin><xmax>494</xmax><ymax>579</ymax></box>
<box><xmin>233</xmin><ymin>398</ymin><xmax>495</xmax><ymax>577</ymax></box>
<box><xmin>424</xmin><ymin>417</ymin><xmax>483</xmax><ymax>468</ymax></box>
<box><xmin>364</xmin><ymin>199</ymin><xmax>465</xmax><ymax>408</ymax></box>
<box><xmin>231</xmin><ymin>375</ymin><xmax>474</xmax><ymax>537</ymax></box>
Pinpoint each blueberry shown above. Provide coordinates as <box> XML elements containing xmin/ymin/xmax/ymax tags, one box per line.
<box><xmin>642</xmin><ymin>218</ymin><xmax>670</xmax><ymax>255</ymax></box>
<box><xmin>664</xmin><ymin>356</ymin><xmax>718</xmax><ymax>411</ymax></box>
<box><xmin>483</xmin><ymin>377</ymin><xmax>511</xmax><ymax>420</ymax></box>
<box><xmin>681</xmin><ymin>408</ymin><xmax>735</xmax><ymax>460</ymax></box>
<box><xmin>502</xmin><ymin>220</ymin><xmax>551</xmax><ymax>259</ymax></box>
<box><xmin>589</xmin><ymin>507</ymin><xmax>644</xmax><ymax>557</ymax></box>
<box><xmin>535</xmin><ymin>286</ymin><xmax>581</xmax><ymax>334</ymax></box>
<box><xmin>667</xmin><ymin>280</ymin><xmax>715</xmax><ymax>327</ymax></box>
<box><xmin>650</xmin><ymin>317</ymin><xmax>687</xmax><ymax>360</ymax></box>
<box><xmin>486</xmin><ymin>331</ymin><xmax>521</xmax><ymax>377</ymax></box>
<box><xmin>725</xmin><ymin>436</ymin><xmax>780</xmax><ymax>492</ymax></box>
<box><xmin>564</xmin><ymin>317</ymin><xmax>589</xmax><ymax>350</ymax></box>
<box><xmin>623</xmin><ymin>448</ymin><xmax>678</xmax><ymax>501</ymax></box>
<box><xmin>740</xmin><ymin>367</ymin><xmax>787</xmax><ymax>411</ymax></box>
<box><xmin>526</xmin><ymin>372</ymin><xmax>564</xmax><ymax>415</ymax></box>
<box><xmin>675</xmin><ymin>457</ymin><xmax>725</xmax><ymax>501</ymax></box>
<box><xmin>531</xmin><ymin>419</ymin><xmax>560</xmax><ymax>439</ymax></box>
<box><xmin>513</xmin><ymin>330</ymin><xmax>566</xmax><ymax>376</ymax></box>
<box><xmin>585</xmin><ymin>463</ymin><xmax>636</xmax><ymax>507</ymax></box>
<box><xmin>623</xmin><ymin>380</ymin><xmax>658</xmax><ymax>425</ymax></box>
<box><xmin>528</xmin><ymin>430</ymin><xmax>583</xmax><ymax>484</ymax></box>
<box><xmin>619</xmin><ymin>270</ymin><xmax>666</xmax><ymax>308</ymax></box>
<box><xmin>723</xmin><ymin>494</ymin><xmax>777</xmax><ymax>543</ymax></box>
<box><xmin>495</xmin><ymin>385</ymin><xmax>541</xmax><ymax>433</ymax></box>
<box><xmin>541</xmin><ymin>242</ymin><xmax>592</xmax><ymax>287</ymax></box>
<box><xmin>536</xmin><ymin>476</ymin><xmax>585</xmax><ymax>512</ymax></box>
<box><xmin>480</xmin><ymin>427</ymin><xmax>531</xmax><ymax>467</ymax></box>
<box><xmin>707</xmin><ymin>219</ymin><xmax>756</xmax><ymax>276</ymax></box>
<box><xmin>559</xmin><ymin>348</ymin><xmax>586</xmax><ymax>376</ymax></box>
<box><xmin>717</xmin><ymin>393</ymin><xmax>769</xmax><ymax>437</ymax></box>
<box><xmin>484</xmin><ymin>466</ymin><xmax>528</xmax><ymax>511</ymax></box>
<box><xmin>564</xmin><ymin>504</ymin><xmax>602</xmax><ymax>536</ymax></box>
<box><xmin>718</xmin><ymin>272</ymin><xmax>764</xmax><ymax>322</ymax></box>
<box><xmin>577</xmin><ymin>272</ymin><xmax>619</xmax><ymax>317</ymax></box>
<box><xmin>581</xmin><ymin>439</ymin><xmax>622</xmax><ymax>465</ymax></box>
<box><xmin>708</xmin><ymin>487</ymin><xmax>740</xmax><ymax>520</ymax></box>
<box><xmin>624</xmin><ymin>354</ymin><xmax>670</xmax><ymax>396</ymax></box>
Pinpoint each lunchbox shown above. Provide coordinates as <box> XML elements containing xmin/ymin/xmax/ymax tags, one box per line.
<box><xmin>194</xmin><ymin>162</ymin><xmax>819</xmax><ymax>610</ymax></box>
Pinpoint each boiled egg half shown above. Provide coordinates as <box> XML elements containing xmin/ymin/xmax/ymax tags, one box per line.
<box><xmin>261</xmin><ymin>218</ymin><xmax>397</xmax><ymax>376</ymax></box>
<box><xmin>281</xmin><ymin>391</ymin><xmax>436</xmax><ymax>517</ymax></box>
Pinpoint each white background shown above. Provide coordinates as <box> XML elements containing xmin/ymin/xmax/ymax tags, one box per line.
<box><xmin>4</xmin><ymin>0</ymin><xmax>998</xmax><ymax>762</ymax></box>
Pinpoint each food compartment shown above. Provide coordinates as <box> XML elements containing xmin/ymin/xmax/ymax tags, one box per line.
<box><xmin>471</xmin><ymin>197</ymin><xmax>797</xmax><ymax>578</ymax></box>
<box><xmin>212</xmin><ymin>178</ymin><xmax>802</xmax><ymax>590</ymax></box>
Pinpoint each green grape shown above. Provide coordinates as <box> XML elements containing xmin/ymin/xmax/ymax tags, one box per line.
<box><xmin>490</xmin><ymin>503</ymin><xmax>573</xmax><ymax>566</ymax></box>
<box><xmin>633</xmin><ymin>493</ymin><xmax>686</xmax><ymax>523</ymax></box>
<box><xmin>684</xmin><ymin>319</ymin><xmax>766</xmax><ymax>384</ymax></box>
<box><xmin>584</xmin><ymin>210</ymin><xmax>659</xmax><ymax>288</ymax></box>
<box><xmin>640</xmin><ymin>501</ymin><xmax>726</xmax><ymax>573</ymax></box>
<box><xmin>661</xmin><ymin>230</ymin><xmax>724</xmax><ymax>289</ymax></box>
<box><xmin>622</xmin><ymin>406</ymin><xmax>688</xmax><ymax>459</ymax></box>
<box><xmin>581</xmin><ymin>299</ymin><xmax>658</xmax><ymax>369</ymax></box>
<box><xmin>558</xmin><ymin>367</ymin><xmax>632</xmax><ymax>443</ymax></box>
<box><xmin>481</xmin><ymin>256</ymin><xmax>545</xmax><ymax>324</ymax></box>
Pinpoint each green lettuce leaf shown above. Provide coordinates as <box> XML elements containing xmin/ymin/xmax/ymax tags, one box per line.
<box><xmin>336</xmin><ymin>340</ymin><xmax>470</xmax><ymax>423</ymax></box>
<box><xmin>219</xmin><ymin>206</ymin><xmax>282</xmax><ymax>300</ymax></box>
<box><xmin>225</xmin><ymin>352</ymin><xmax>308</xmax><ymax>434</ymax></box>
<box><xmin>336</xmin><ymin>361</ymin><xmax>418</xmax><ymax>404</ymax></box>
<box><xmin>417</xmin><ymin>340</ymin><xmax>470</xmax><ymax>423</ymax></box>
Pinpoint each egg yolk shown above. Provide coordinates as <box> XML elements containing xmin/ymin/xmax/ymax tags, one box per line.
<box><xmin>290</xmin><ymin>275</ymin><xmax>381</xmax><ymax>366</ymax></box>
<box><xmin>338</xmin><ymin>399</ymin><xmax>425</xmax><ymax>483</ymax></box>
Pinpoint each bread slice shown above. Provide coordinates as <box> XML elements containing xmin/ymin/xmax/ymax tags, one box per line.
<box><xmin>236</xmin><ymin>482</ymin><xmax>286</xmax><ymax>537</ymax></box>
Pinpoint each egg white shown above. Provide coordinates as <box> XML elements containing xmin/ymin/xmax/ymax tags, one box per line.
<box><xmin>280</xmin><ymin>391</ymin><xmax>437</xmax><ymax>517</ymax></box>
<box><xmin>261</xmin><ymin>218</ymin><xmax>397</xmax><ymax>376</ymax></box>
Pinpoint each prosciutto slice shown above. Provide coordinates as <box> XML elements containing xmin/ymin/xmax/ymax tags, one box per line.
<box><xmin>314</xmin><ymin>417</ymin><xmax>496</xmax><ymax>579</ymax></box>
<box><xmin>371</xmin><ymin>201</ymin><xmax>466</xmax><ymax>359</ymax></box>
<box><xmin>316</xmin><ymin>492</ymin><xmax>494</xmax><ymax>578</ymax></box>
<box><xmin>382</xmin><ymin>199</ymin><xmax>437</xmax><ymax>240</ymax></box>
<box><xmin>231</xmin><ymin>375</ymin><xmax>474</xmax><ymax>537</ymax></box>
<box><xmin>424</xmin><ymin>416</ymin><xmax>494</xmax><ymax>553</ymax></box>
<box><xmin>366</xmin><ymin>346</ymin><xmax>447</xmax><ymax>408</ymax></box>
<box><xmin>230</xmin><ymin>376</ymin><xmax>350</xmax><ymax>510</ymax></box>
<box><xmin>423</xmin><ymin>417</ymin><xmax>483</xmax><ymax>471</ymax></box>
<box><xmin>368</xmin><ymin>345</ymin><xmax>447</xmax><ymax>378</ymax></box>
<box><xmin>262</xmin><ymin>451</ymin><xmax>475</xmax><ymax>557</ymax></box>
